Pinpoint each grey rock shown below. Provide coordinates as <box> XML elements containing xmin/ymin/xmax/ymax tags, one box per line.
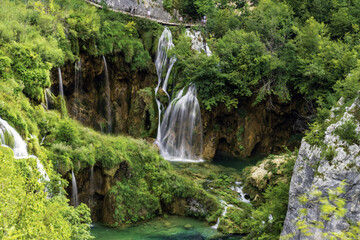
<box><xmin>281</xmin><ymin>99</ymin><xmax>360</xmax><ymax>239</ymax></box>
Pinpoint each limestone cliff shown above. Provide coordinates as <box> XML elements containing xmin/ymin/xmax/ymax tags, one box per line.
<box><xmin>281</xmin><ymin>97</ymin><xmax>360</xmax><ymax>239</ymax></box>
<box><xmin>52</xmin><ymin>54</ymin><xmax>307</xmax><ymax>160</ymax></box>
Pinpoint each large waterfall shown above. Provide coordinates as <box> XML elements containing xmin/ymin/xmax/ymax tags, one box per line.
<box><xmin>0</xmin><ymin>117</ymin><xmax>50</xmax><ymax>182</ymax></box>
<box><xmin>103</xmin><ymin>56</ymin><xmax>112</xmax><ymax>133</ymax></box>
<box><xmin>159</xmin><ymin>85</ymin><xmax>203</xmax><ymax>161</ymax></box>
<box><xmin>155</xmin><ymin>28</ymin><xmax>204</xmax><ymax>162</ymax></box>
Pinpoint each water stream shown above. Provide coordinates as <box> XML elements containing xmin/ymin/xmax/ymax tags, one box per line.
<box><xmin>0</xmin><ymin>117</ymin><xmax>49</xmax><ymax>183</ymax></box>
<box><xmin>103</xmin><ymin>56</ymin><xmax>112</xmax><ymax>133</ymax></box>
<box><xmin>74</xmin><ymin>59</ymin><xmax>82</xmax><ymax>119</ymax></box>
<box><xmin>71</xmin><ymin>169</ymin><xmax>79</xmax><ymax>207</ymax></box>
<box><xmin>58</xmin><ymin>67</ymin><xmax>64</xmax><ymax>97</ymax></box>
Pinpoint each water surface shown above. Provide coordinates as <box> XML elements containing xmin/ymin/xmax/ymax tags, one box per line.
<box><xmin>91</xmin><ymin>216</ymin><xmax>241</xmax><ymax>240</ymax></box>
<box><xmin>212</xmin><ymin>152</ymin><xmax>265</xmax><ymax>172</ymax></box>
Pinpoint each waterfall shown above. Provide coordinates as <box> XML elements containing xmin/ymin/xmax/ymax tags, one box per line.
<box><xmin>159</xmin><ymin>85</ymin><xmax>203</xmax><ymax>162</ymax></box>
<box><xmin>231</xmin><ymin>182</ymin><xmax>251</xmax><ymax>204</ymax></box>
<box><xmin>44</xmin><ymin>88</ymin><xmax>54</xmax><ymax>110</ymax></box>
<box><xmin>154</xmin><ymin>28</ymin><xmax>204</xmax><ymax>162</ymax></box>
<box><xmin>74</xmin><ymin>60</ymin><xmax>82</xmax><ymax>118</ymax></box>
<box><xmin>71</xmin><ymin>170</ymin><xmax>79</xmax><ymax>207</ymax></box>
<box><xmin>0</xmin><ymin>117</ymin><xmax>28</xmax><ymax>158</ymax></box>
<box><xmin>155</xmin><ymin>27</ymin><xmax>176</xmax><ymax>143</ymax></box>
<box><xmin>58</xmin><ymin>67</ymin><xmax>64</xmax><ymax>97</ymax></box>
<box><xmin>185</xmin><ymin>29</ymin><xmax>212</xmax><ymax>56</ymax></box>
<box><xmin>211</xmin><ymin>200</ymin><xmax>234</xmax><ymax>230</ymax></box>
<box><xmin>0</xmin><ymin>117</ymin><xmax>50</xmax><ymax>182</ymax></box>
<box><xmin>102</xmin><ymin>56</ymin><xmax>112</xmax><ymax>133</ymax></box>
<box><xmin>89</xmin><ymin>166</ymin><xmax>94</xmax><ymax>202</ymax></box>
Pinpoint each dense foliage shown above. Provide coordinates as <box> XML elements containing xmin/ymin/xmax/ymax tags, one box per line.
<box><xmin>0</xmin><ymin>147</ymin><xmax>93</xmax><ymax>239</ymax></box>
<box><xmin>164</xmin><ymin>0</ymin><xmax>360</xmax><ymax>112</ymax></box>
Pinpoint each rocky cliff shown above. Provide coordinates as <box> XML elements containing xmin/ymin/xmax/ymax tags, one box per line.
<box><xmin>52</xmin><ymin>54</ymin><xmax>307</xmax><ymax>160</ymax></box>
<box><xmin>281</xmin><ymin>97</ymin><xmax>360</xmax><ymax>239</ymax></box>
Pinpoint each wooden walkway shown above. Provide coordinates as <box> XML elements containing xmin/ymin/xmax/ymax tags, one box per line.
<box><xmin>85</xmin><ymin>0</ymin><xmax>199</xmax><ymax>27</ymax></box>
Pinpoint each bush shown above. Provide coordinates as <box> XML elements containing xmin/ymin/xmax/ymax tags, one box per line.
<box><xmin>334</xmin><ymin>120</ymin><xmax>360</xmax><ymax>145</ymax></box>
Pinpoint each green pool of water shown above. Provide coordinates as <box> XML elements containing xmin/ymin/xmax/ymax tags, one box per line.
<box><xmin>212</xmin><ymin>152</ymin><xmax>265</xmax><ymax>172</ymax></box>
<box><xmin>91</xmin><ymin>216</ymin><xmax>242</xmax><ymax>240</ymax></box>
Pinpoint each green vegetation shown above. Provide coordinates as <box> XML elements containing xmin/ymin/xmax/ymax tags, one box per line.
<box><xmin>158</xmin><ymin>0</ymin><xmax>360</xmax><ymax>113</ymax></box>
<box><xmin>335</xmin><ymin>120</ymin><xmax>360</xmax><ymax>145</ymax></box>
<box><xmin>0</xmin><ymin>147</ymin><xmax>93</xmax><ymax>239</ymax></box>
<box><xmin>281</xmin><ymin>181</ymin><xmax>360</xmax><ymax>240</ymax></box>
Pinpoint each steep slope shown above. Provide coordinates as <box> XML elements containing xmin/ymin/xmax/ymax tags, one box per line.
<box><xmin>281</xmin><ymin>96</ymin><xmax>360</xmax><ymax>239</ymax></box>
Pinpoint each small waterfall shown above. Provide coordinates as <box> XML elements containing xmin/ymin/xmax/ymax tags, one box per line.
<box><xmin>44</xmin><ymin>88</ymin><xmax>54</xmax><ymax>110</ymax></box>
<box><xmin>102</xmin><ymin>56</ymin><xmax>112</xmax><ymax>133</ymax></box>
<box><xmin>71</xmin><ymin>170</ymin><xmax>79</xmax><ymax>207</ymax></box>
<box><xmin>185</xmin><ymin>29</ymin><xmax>212</xmax><ymax>56</ymax></box>
<box><xmin>89</xmin><ymin>166</ymin><xmax>94</xmax><ymax>202</ymax></box>
<box><xmin>159</xmin><ymin>85</ymin><xmax>203</xmax><ymax>162</ymax></box>
<box><xmin>74</xmin><ymin>60</ymin><xmax>82</xmax><ymax>119</ymax></box>
<box><xmin>0</xmin><ymin>117</ymin><xmax>29</xmax><ymax>158</ymax></box>
<box><xmin>0</xmin><ymin>117</ymin><xmax>50</xmax><ymax>182</ymax></box>
<box><xmin>58</xmin><ymin>67</ymin><xmax>64</xmax><ymax>97</ymax></box>
<box><xmin>211</xmin><ymin>200</ymin><xmax>233</xmax><ymax>230</ymax></box>
<box><xmin>231</xmin><ymin>182</ymin><xmax>251</xmax><ymax>204</ymax></box>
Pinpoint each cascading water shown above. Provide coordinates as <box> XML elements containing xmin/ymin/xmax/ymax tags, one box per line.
<box><xmin>89</xmin><ymin>166</ymin><xmax>94</xmax><ymax>205</ymax></box>
<box><xmin>155</xmin><ymin>28</ymin><xmax>204</xmax><ymax>162</ymax></box>
<box><xmin>71</xmin><ymin>170</ymin><xmax>79</xmax><ymax>207</ymax></box>
<box><xmin>155</xmin><ymin>27</ymin><xmax>176</xmax><ymax>143</ymax></box>
<box><xmin>74</xmin><ymin>60</ymin><xmax>82</xmax><ymax>118</ymax></box>
<box><xmin>185</xmin><ymin>29</ymin><xmax>212</xmax><ymax>56</ymax></box>
<box><xmin>102</xmin><ymin>56</ymin><xmax>112</xmax><ymax>133</ymax></box>
<box><xmin>159</xmin><ymin>85</ymin><xmax>203</xmax><ymax>162</ymax></box>
<box><xmin>231</xmin><ymin>181</ymin><xmax>251</xmax><ymax>204</ymax></box>
<box><xmin>0</xmin><ymin>117</ymin><xmax>50</xmax><ymax>183</ymax></box>
<box><xmin>211</xmin><ymin>200</ymin><xmax>234</xmax><ymax>230</ymax></box>
<box><xmin>58</xmin><ymin>67</ymin><xmax>64</xmax><ymax>97</ymax></box>
<box><xmin>44</xmin><ymin>88</ymin><xmax>54</xmax><ymax>110</ymax></box>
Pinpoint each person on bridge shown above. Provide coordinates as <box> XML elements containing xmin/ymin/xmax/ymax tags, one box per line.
<box><xmin>147</xmin><ymin>9</ymin><xmax>151</xmax><ymax>19</ymax></box>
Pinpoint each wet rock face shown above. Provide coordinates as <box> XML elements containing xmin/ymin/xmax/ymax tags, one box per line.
<box><xmin>53</xmin><ymin>54</ymin><xmax>306</xmax><ymax>160</ymax></box>
<box><xmin>90</xmin><ymin>0</ymin><xmax>173</xmax><ymax>21</ymax></box>
<box><xmin>281</xmin><ymin>99</ymin><xmax>360</xmax><ymax>238</ymax></box>
<box><xmin>202</xmin><ymin>96</ymin><xmax>307</xmax><ymax>159</ymax></box>
<box><xmin>52</xmin><ymin>55</ymin><xmax>156</xmax><ymax>135</ymax></box>
<box><xmin>68</xmin><ymin>162</ymin><xmax>132</xmax><ymax>223</ymax></box>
